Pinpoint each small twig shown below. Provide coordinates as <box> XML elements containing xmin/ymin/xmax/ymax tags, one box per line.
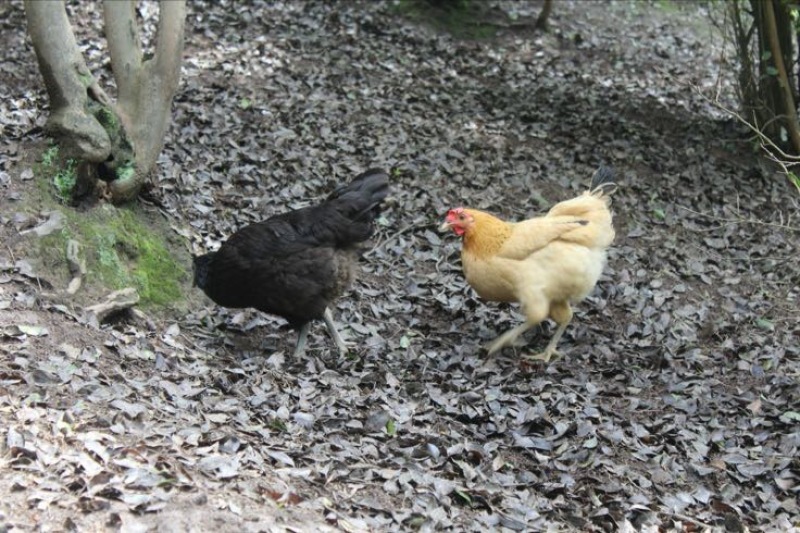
<box><xmin>365</xmin><ymin>216</ymin><xmax>429</xmax><ymax>258</ymax></box>
<box><xmin>693</xmin><ymin>86</ymin><xmax>800</xmax><ymax>194</ymax></box>
<box><xmin>698</xmin><ymin>89</ymin><xmax>798</xmax><ymax>162</ymax></box>
<box><xmin>4</xmin><ymin>244</ymin><xmax>16</xmax><ymax>265</ymax></box>
<box><xmin>551</xmin><ymin>382</ymin><xmax>591</xmax><ymax>404</ymax></box>
<box><xmin>664</xmin><ymin>511</ymin><xmax>715</xmax><ymax>530</ymax></box>
<box><xmin>677</xmin><ymin>205</ymin><xmax>799</xmax><ymax>232</ymax></box>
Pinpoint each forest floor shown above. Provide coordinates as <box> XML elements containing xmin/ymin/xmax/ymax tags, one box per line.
<box><xmin>1</xmin><ymin>1</ymin><xmax>798</xmax><ymax>531</ymax></box>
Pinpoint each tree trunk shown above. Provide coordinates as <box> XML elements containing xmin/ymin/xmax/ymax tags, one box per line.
<box><xmin>751</xmin><ymin>0</ymin><xmax>782</xmax><ymax>140</ymax></box>
<box><xmin>730</xmin><ymin>1</ymin><xmax>756</xmax><ymax>115</ymax></box>
<box><xmin>774</xmin><ymin>0</ymin><xmax>795</xmax><ymax>104</ymax></box>
<box><xmin>24</xmin><ymin>0</ymin><xmax>186</xmax><ymax>204</ymax></box>
<box><xmin>104</xmin><ymin>0</ymin><xmax>186</xmax><ymax>201</ymax></box>
<box><xmin>535</xmin><ymin>0</ymin><xmax>553</xmax><ymax>32</ymax></box>
<box><xmin>763</xmin><ymin>0</ymin><xmax>800</xmax><ymax>154</ymax></box>
<box><xmin>744</xmin><ymin>0</ymin><xmax>800</xmax><ymax>152</ymax></box>
<box><xmin>24</xmin><ymin>0</ymin><xmax>113</xmax><ymax>163</ymax></box>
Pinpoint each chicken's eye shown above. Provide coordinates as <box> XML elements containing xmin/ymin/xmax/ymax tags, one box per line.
<box><xmin>458</xmin><ymin>213</ymin><xmax>465</xmax><ymax>220</ymax></box>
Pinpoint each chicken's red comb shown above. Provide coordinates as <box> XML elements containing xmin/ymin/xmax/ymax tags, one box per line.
<box><xmin>446</xmin><ymin>207</ymin><xmax>465</xmax><ymax>217</ymax></box>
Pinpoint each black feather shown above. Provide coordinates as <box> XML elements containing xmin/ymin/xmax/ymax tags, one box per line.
<box><xmin>590</xmin><ymin>166</ymin><xmax>616</xmax><ymax>191</ymax></box>
<box><xmin>192</xmin><ymin>169</ymin><xmax>390</xmax><ymax>329</ymax></box>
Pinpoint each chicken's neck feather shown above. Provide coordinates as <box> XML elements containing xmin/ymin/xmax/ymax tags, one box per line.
<box><xmin>462</xmin><ymin>209</ymin><xmax>513</xmax><ymax>258</ymax></box>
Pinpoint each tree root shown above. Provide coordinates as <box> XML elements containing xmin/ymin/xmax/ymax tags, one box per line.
<box><xmin>83</xmin><ymin>288</ymin><xmax>140</xmax><ymax>325</ymax></box>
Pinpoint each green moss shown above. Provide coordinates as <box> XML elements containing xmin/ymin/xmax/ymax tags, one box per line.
<box><xmin>78</xmin><ymin>72</ymin><xmax>93</xmax><ymax>87</ymax></box>
<box><xmin>53</xmin><ymin>159</ymin><xmax>77</xmax><ymax>202</ymax></box>
<box><xmin>89</xmin><ymin>206</ymin><xmax>185</xmax><ymax>306</ymax></box>
<box><xmin>42</xmin><ymin>145</ymin><xmax>59</xmax><ymax>166</ymax></box>
<box><xmin>95</xmin><ymin>106</ymin><xmax>118</xmax><ymax>129</ymax></box>
<box><xmin>85</xmin><ymin>103</ymin><xmax>134</xmax><ymax>180</ymax></box>
<box><xmin>27</xmin><ymin>145</ymin><xmax>187</xmax><ymax>313</ymax></box>
<box><xmin>116</xmin><ymin>161</ymin><xmax>135</xmax><ymax>181</ymax></box>
<box><xmin>35</xmin><ymin>144</ymin><xmax>77</xmax><ymax>203</ymax></box>
<box><xmin>654</xmin><ymin>0</ymin><xmax>680</xmax><ymax>13</ymax></box>
<box><xmin>36</xmin><ymin>203</ymin><xmax>186</xmax><ymax>309</ymax></box>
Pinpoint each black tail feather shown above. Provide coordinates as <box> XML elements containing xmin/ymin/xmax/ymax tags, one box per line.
<box><xmin>590</xmin><ymin>166</ymin><xmax>617</xmax><ymax>194</ymax></box>
<box><xmin>328</xmin><ymin>169</ymin><xmax>389</xmax><ymax>202</ymax></box>
<box><xmin>329</xmin><ymin>168</ymin><xmax>390</xmax><ymax>222</ymax></box>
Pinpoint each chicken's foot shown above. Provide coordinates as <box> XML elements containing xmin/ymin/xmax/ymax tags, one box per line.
<box><xmin>323</xmin><ymin>307</ymin><xmax>349</xmax><ymax>356</ymax></box>
<box><xmin>293</xmin><ymin>322</ymin><xmax>310</xmax><ymax>358</ymax></box>
<box><xmin>523</xmin><ymin>320</ymin><xmax>569</xmax><ymax>363</ymax></box>
<box><xmin>524</xmin><ymin>349</ymin><xmax>562</xmax><ymax>363</ymax></box>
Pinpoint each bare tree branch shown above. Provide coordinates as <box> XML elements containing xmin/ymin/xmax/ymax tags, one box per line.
<box><xmin>24</xmin><ymin>0</ymin><xmax>111</xmax><ymax>162</ymax></box>
<box><xmin>678</xmin><ymin>205</ymin><xmax>798</xmax><ymax>232</ymax></box>
<box><xmin>153</xmin><ymin>0</ymin><xmax>186</xmax><ymax>87</ymax></box>
<box><xmin>103</xmin><ymin>0</ymin><xmax>143</xmax><ymax>105</ymax></box>
<box><xmin>694</xmin><ymin>87</ymin><xmax>800</xmax><ymax>194</ymax></box>
<box><xmin>24</xmin><ymin>0</ymin><xmax>80</xmax><ymax>110</ymax></box>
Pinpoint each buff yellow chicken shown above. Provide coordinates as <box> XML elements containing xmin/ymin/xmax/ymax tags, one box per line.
<box><xmin>439</xmin><ymin>167</ymin><xmax>616</xmax><ymax>362</ymax></box>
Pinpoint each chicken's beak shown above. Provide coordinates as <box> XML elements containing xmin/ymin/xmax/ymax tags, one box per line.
<box><xmin>439</xmin><ymin>221</ymin><xmax>452</xmax><ymax>233</ymax></box>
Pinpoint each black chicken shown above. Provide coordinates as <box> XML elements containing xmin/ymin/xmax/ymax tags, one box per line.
<box><xmin>193</xmin><ymin>169</ymin><xmax>390</xmax><ymax>357</ymax></box>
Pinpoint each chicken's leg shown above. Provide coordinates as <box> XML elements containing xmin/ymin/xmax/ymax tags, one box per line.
<box><xmin>486</xmin><ymin>297</ymin><xmax>548</xmax><ymax>356</ymax></box>
<box><xmin>525</xmin><ymin>301</ymin><xmax>573</xmax><ymax>363</ymax></box>
<box><xmin>293</xmin><ymin>322</ymin><xmax>311</xmax><ymax>358</ymax></box>
<box><xmin>323</xmin><ymin>307</ymin><xmax>349</xmax><ymax>356</ymax></box>
<box><xmin>486</xmin><ymin>322</ymin><xmax>534</xmax><ymax>356</ymax></box>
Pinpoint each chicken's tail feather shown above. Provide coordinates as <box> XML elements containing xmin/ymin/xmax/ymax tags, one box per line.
<box><xmin>314</xmin><ymin>168</ymin><xmax>391</xmax><ymax>246</ymax></box>
<box><xmin>192</xmin><ymin>253</ymin><xmax>215</xmax><ymax>289</ymax></box>
<box><xmin>589</xmin><ymin>166</ymin><xmax>617</xmax><ymax>196</ymax></box>
<box><xmin>329</xmin><ymin>168</ymin><xmax>388</xmax><ymax>199</ymax></box>
<box><xmin>329</xmin><ymin>168</ymin><xmax>390</xmax><ymax>222</ymax></box>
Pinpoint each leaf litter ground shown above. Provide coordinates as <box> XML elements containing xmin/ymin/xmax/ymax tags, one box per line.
<box><xmin>0</xmin><ymin>1</ymin><xmax>798</xmax><ymax>531</ymax></box>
